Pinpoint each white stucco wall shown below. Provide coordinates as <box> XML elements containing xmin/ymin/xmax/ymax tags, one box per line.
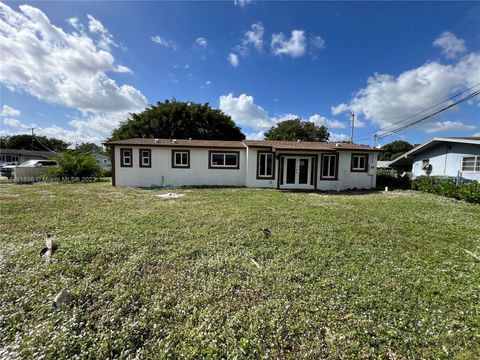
<box><xmin>114</xmin><ymin>146</ymin><xmax>246</xmax><ymax>187</ymax></box>
<box><xmin>113</xmin><ymin>146</ymin><xmax>378</xmax><ymax>189</ymax></box>
<box><xmin>245</xmin><ymin>147</ymin><xmax>277</xmax><ymax>188</ymax></box>
<box><xmin>317</xmin><ymin>151</ymin><xmax>377</xmax><ymax>191</ymax></box>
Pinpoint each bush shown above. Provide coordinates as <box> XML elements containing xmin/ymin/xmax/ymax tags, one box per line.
<box><xmin>457</xmin><ymin>182</ymin><xmax>480</xmax><ymax>203</ymax></box>
<box><xmin>411</xmin><ymin>176</ymin><xmax>480</xmax><ymax>204</ymax></box>
<box><xmin>47</xmin><ymin>152</ymin><xmax>103</xmax><ymax>179</ymax></box>
<box><xmin>376</xmin><ymin>171</ymin><xmax>411</xmax><ymax>189</ymax></box>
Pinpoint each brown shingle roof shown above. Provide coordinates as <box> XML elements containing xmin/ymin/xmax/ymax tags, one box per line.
<box><xmin>106</xmin><ymin>138</ymin><xmax>380</xmax><ymax>151</ymax></box>
<box><xmin>106</xmin><ymin>138</ymin><xmax>246</xmax><ymax>148</ymax></box>
<box><xmin>243</xmin><ymin>140</ymin><xmax>380</xmax><ymax>151</ymax></box>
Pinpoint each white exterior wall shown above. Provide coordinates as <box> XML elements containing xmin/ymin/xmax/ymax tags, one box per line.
<box><xmin>115</xmin><ymin>146</ymin><xmax>246</xmax><ymax>187</ymax></box>
<box><xmin>245</xmin><ymin>147</ymin><xmax>278</xmax><ymax>188</ymax></box>
<box><xmin>114</xmin><ymin>146</ymin><xmax>378</xmax><ymax>190</ymax></box>
<box><xmin>317</xmin><ymin>151</ymin><xmax>377</xmax><ymax>191</ymax></box>
<box><xmin>411</xmin><ymin>142</ymin><xmax>480</xmax><ymax>179</ymax></box>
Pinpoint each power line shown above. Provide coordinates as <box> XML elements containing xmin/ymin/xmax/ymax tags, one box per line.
<box><xmin>378</xmin><ymin>89</ymin><xmax>480</xmax><ymax>139</ymax></box>
<box><xmin>33</xmin><ymin>135</ymin><xmax>57</xmax><ymax>153</ymax></box>
<box><xmin>353</xmin><ymin>82</ymin><xmax>480</xmax><ymax>143</ymax></box>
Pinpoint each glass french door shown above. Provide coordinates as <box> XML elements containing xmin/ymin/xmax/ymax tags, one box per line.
<box><xmin>281</xmin><ymin>156</ymin><xmax>314</xmax><ymax>189</ymax></box>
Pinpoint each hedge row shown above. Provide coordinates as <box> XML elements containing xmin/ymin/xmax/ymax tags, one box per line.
<box><xmin>411</xmin><ymin>176</ymin><xmax>480</xmax><ymax>204</ymax></box>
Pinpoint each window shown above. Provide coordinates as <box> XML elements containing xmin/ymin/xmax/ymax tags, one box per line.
<box><xmin>172</xmin><ymin>150</ymin><xmax>190</xmax><ymax>168</ymax></box>
<box><xmin>462</xmin><ymin>156</ymin><xmax>480</xmax><ymax>172</ymax></box>
<box><xmin>139</xmin><ymin>149</ymin><xmax>151</xmax><ymax>168</ymax></box>
<box><xmin>120</xmin><ymin>148</ymin><xmax>133</xmax><ymax>167</ymax></box>
<box><xmin>208</xmin><ymin>151</ymin><xmax>239</xmax><ymax>169</ymax></box>
<box><xmin>351</xmin><ymin>153</ymin><xmax>368</xmax><ymax>172</ymax></box>
<box><xmin>257</xmin><ymin>152</ymin><xmax>274</xmax><ymax>179</ymax></box>
<box><xmin>321</xmin><ymin>154</ymin><xmax>337</xmax><ymax>180</ymax></box>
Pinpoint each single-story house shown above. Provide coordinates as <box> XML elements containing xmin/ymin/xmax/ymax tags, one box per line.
<box><xmin>389</xmin><ymin>137</ymin><xmax>480</xmax><ymax>181</ymax></box>
<box><xmin>0</xmin><ymin>148</ymin><xmax>56</xmax><ymax>165</ymax></box>
<box><xmin>92</xmin><ymin>153</ymin><xmax>112</xmax><ymax>171</ymax></box>
<box><xmin>106</xmin><ymin>138</ymin><xmax>381</xmax><ymax>190</ymax></box>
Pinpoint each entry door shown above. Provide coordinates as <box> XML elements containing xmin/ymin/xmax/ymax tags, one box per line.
<box><xmin>282</xmin><ymin>156</ymin><xmax>314</xmax><ymax>189</ymax></box>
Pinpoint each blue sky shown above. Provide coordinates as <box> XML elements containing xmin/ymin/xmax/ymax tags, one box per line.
<box><xmin>1</xmin><ymin>1</ymin><xmax>479</xmax><ymax>147</ymax></box>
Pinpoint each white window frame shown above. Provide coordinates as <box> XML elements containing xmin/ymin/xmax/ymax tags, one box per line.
<box><xmin>121</xmin><ymin>148</ymin><xmax>132</xmax><ymax>167</ymax></box>
<box><xmin>321</xmin><ymin>154</ymin><xmax>337</xmax><ymax>179</ymax></box>
<box><xmin>351</xmin><ymin>154</ymin><xmax>368</xmax><ymax>172</ymax></box>
<box><xmin>461</xmin><ymin>156</ymin><xmax>480</xmax><ymax>172</ymax></box>
<box><xmin>139</xmin><ymin>149</ymin><xmax>151</xmax><ymax>168</ymax></box>
<box><xmin>173</xmin><ymin>151</ymin><xmax>189</xmax><ymax>168</ymax></box>
<box><xmin>258</xmin><ymin>152</ymin><xmax>274</xmax><ymax>178</ymax></box>
<box><xmin>209</xmin><ymin>151</ymin><xmax>239</xmax><ymax>169</ymax></box>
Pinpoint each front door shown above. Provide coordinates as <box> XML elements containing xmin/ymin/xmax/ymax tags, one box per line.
<box><xmin>281</xmin><ymin>156</ymin><xmax>314</xmax><ymax>189</ymax></box>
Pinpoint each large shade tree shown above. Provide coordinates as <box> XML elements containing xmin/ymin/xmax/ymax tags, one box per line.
<box><xmin>265</xmin><ymin>118</ymin><xmax>330</xmax><ymax>142</ymax></box>
<box><xmin>0</xmin><ymin>135</ymin><xmax>70</xmax><ymax>152</ymax></box>
<box><xmin>378</xmin><ymin>140</ymin><xmax>414</xmax><ymax>160</ymax></box>
<box><xmin>110</xmin><ymin>100</ymin><xmax>245</xmax><ymax>141</ymax></box>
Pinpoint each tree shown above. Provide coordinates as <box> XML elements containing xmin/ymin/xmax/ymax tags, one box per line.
<box><xmin>265</xmin><ymin>118</ymin><xmax>330</xmax><ymax>142</ymax></box>
<box><xmin>47</xmin><ymin>152</ymin><xmax>103</xmax><ymax>179</ymax></box>
<box><xmin>74</xmin><ymin>142</ymin><xmax>105</xmax><ymax>155</ymax></box>
<box><xmin>0</xmin><ymin>135</ymin><xmax>70</xmax><ymax>152</ymax></box>
<box><xmin>110</xmin><ymin>99</ymin><xmax>245</xmax><ymax>141</ymax></box>
<box><xmin>379</xmin><ymin>140</ymin><xmax>414</xmax><ymax>161</ymax></box>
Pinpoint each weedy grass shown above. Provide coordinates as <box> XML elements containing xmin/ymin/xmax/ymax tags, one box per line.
<box><xmin>0</xmin><ymin>182</ymin><xmax>479</xmax><ymax>359</ymax></box>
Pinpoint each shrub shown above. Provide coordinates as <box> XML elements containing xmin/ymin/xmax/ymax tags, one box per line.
<box><xmin>376</xmin><ymin>171</ymin><xmax>411</xmax><ymax>189</ymax></box>
<box><xmin>411</xmin><ymin>176</ymin><xmax>480</xmax><ymax>204</ymax></box>
<box><xmin>457</xmin><ymin>182</ymin><xmax>480</xmax><ymax>203</ymax></box>
<box><xmin>47</xmin><ymin>152</ymin><xmax>103</xmax><ymax>179</ymax></box>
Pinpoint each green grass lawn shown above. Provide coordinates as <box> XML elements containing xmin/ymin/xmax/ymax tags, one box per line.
<box><xmin>1</xmin><ymin>182</ymin><xmax>479</xmax><ymax>359</ymax></box>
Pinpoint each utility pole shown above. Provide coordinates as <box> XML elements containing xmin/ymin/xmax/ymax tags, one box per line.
<box><xmin>350</xmin><ymin>112</ymin><xmax>355</xmax><ymax>144</ymax></box>
<box><xmin>30</xmin><ymin>128</ymin><xmax>36</xmax><ymax>150</ymax></box>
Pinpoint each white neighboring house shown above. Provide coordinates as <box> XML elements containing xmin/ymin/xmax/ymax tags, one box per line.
<box><xmin>92</xmin><ymin>153</ymin><xmax>112</xmax><ymax>171</ymax></box>
<box><xmin>107</xmin><ymin>138</ymin><xmax>380</xmax><ymax>190</ymax></box>
<box><xmin>389</xmin><ymin>137</ymin><xmax>480</xmax><ymax>182</ymax></box>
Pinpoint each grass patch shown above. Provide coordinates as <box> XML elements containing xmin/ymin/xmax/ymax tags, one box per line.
<box><xmin>1</xmin><ymin>183</ymin><xmax>479</xmax><ymax>359</ymax></box>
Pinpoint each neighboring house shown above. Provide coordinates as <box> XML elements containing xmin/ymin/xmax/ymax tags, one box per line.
<box><xmin>377</xmin><ymin>161</ymin><xmax>393</xmax><ymax>170</ymax></box>
<box><xmin>106</xmin><ymin>138</ymin><xmax>381</xmax><ymax>190</ymax></box>
<box><xmin>0</xmin><ymin>148</ymin><xmax>56</xmax><ymax>165</ymax></box>
<box><xmin>92</xmin><ymin>153</ymin><xmax>111</xmax><ymax>171</ymax></box>
<box><xmin>389</xmin><ymin>137</ymin><xmax>480</xmax><ymax>181</ymax></box>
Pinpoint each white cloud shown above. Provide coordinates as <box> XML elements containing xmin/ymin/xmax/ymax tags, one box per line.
<box><xmin>219</xmin><ymin>93</ymin><xmax>274</xmax><ymax>129</ymax></box>
<box><xmin>234</xmin><ymin>0</ymin><xmax>252</xmax><ymax>8</ymax></box>
<box><xmin>424</xmin><ymin>121</ymin><xmax>475</xmax><ymax>133</ymax></box>
<box><xmin>0</xmin><ymin>3</ymin><xmax>147</xmax><ymax>144</ymax></box>
<box><xmin>332</xmin><ymin>52</ymin><xmax>480</xmax><ymax>134</ymax></box>
<box><xmin>228</xmin><ymin>53</ymin><xmax>239</xmax><ymax>67</ymax></box>
<box><xmin>67</xmin><ymin>17</ymin><xmax>82</xmax><ymax>31</ymax></box>
<box><xmin>86</xmin><ymin>14</ymin><xmax>117</xmax><ymax>50</ymax></box>
<box><xmin>229</xmin><ymin>22</ymin><xmax>265</xmax><ymax>66</ymax></box>
<box><xmin>196</xmin><ymin>37</ymin><xmax>207</xmax><ymax>48</ymax></box>
<box><xmin>308</xmin><ymin>114</ymin><xmax>346</xmax><ymax>129</ymax></box>
<box><xmin>2</xmin><ymin>117</ymin><xmax>29</xmax><ymax>129</ymax></box>
<box><xmin>114</xmin><ymin>65</ymin><xmax>133</xmax><ymax>73</ymax></box>
<box><xmin>473</xmin><ymin>132</ymin><xmax>480</xmax><ymax>137</ymax></box>
<box><xmin>310</xmin><ymin>35</ymin><xmax>326</xmax><ymax>50</ymax></box>
<box><xmin>151</xmin><ymin>35</ymin><xmax>177</xmax><ymax>50</ymax></box>
<box><xmin>219</xmin><ymin>93</ymin><xmax>349</xmax><ymax>139</ymax></box>
<box><xmin>245</xmin><ymin>131</ymin><xmax>265</xmax><ymax>140</ymax></box>
<box><xmin>329</xmin><ymin>133</ymin><xmax>351</xmax><ymax>142</ymax></box>
<box><xmin>271</xmin><ymin>30</ymin><xmax>306</xmax><ymax>58</ymax></box>
<box><xmin>1</xmin><ymin>105</ymin><xmax>21</xmax><ymax>118</ymax></box>
<box><xmin>433</xmin><ymin>31</ymin><xmax>467</xmax><ymax>59</ymax></box>
<box><xmin>201</xmin><ymin>80</ymin><xmax>211</xmax><ymax>89</ymax></box>
<box><xmin>243</xmin><ymin>22</ymin><xmax>264</xmax><ymax>51</ymax></box>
